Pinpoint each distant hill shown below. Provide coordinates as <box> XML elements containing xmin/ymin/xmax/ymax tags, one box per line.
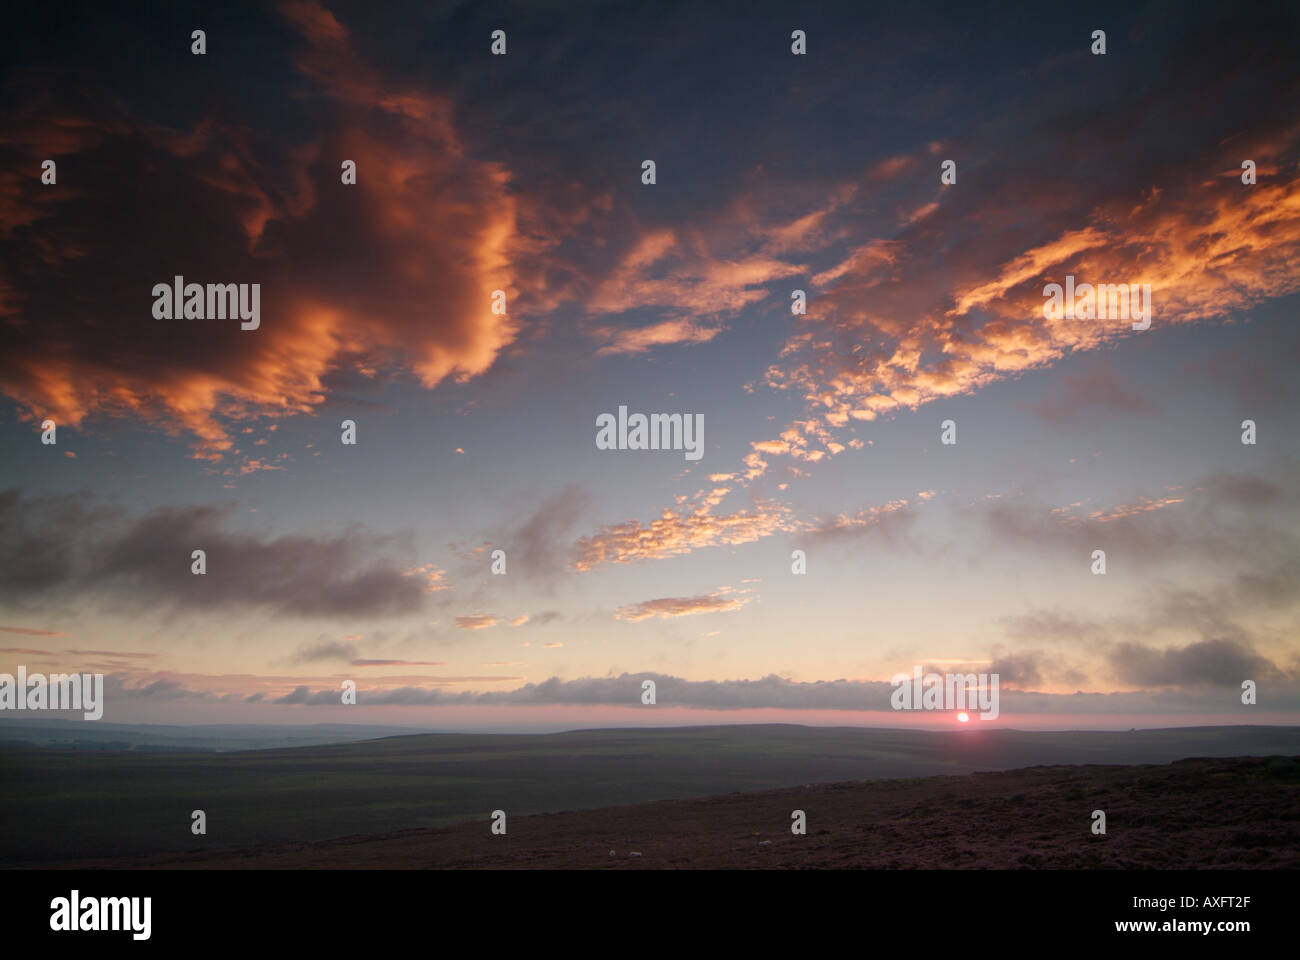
<box><xmin>0</xmin><ymin>718</ymin><xmax>432</xmax><ymax>752</ymax></box>
<box><xmin>4</xmin><ymin>723</ymin><xmax>1299</xmax><ymax>866</ymax></box>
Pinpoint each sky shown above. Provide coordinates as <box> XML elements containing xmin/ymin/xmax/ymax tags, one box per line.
<box><xmin>0</xmin><ymin>0</ymin><xmax>1297</xmax><ymax>730</ymax></box>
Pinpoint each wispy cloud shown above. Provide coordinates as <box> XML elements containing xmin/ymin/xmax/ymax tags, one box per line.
<box><xmin>614</xmin><ymin>587</ymin><xmax>753</xmax><ymax>622</ymax></box>
<box><xmin>574</xmin><ymin>501</ymin><xmax>796</xmax><ymax>570</ymax></box>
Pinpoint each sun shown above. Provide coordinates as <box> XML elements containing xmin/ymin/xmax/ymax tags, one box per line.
<box><xmin>957</xmin><ymin>712</ymin><xmax>970</xmax><ymax>723</ymax></box>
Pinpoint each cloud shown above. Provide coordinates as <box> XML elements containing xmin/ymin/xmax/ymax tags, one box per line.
<box><xmin>590</xmin><ymin>317</ymin><xmax>726</xmax><ymax>356</ymax></box>
<box><xmin>1024</xmin><ymin>360</ymin><xmax>1157</xmax><ymax>425</ymax></box>
<box><xmin>67</xmin><ymin>649</ymin><xmax>159</xmax><ymax>659</ymax></box>
<box><xmin>583</xmin><ymin>227</ymin><xmax>803</xmax><ymax>332</ymax></box>
<box><xmin>1047</xmin><ymin>492</ymin><xmax>1188</xmax><ymax>527</ymax></box>
<box><xmin>254</xmin><ymin>671</ymin><xmax>1299</xmax><ymax>712</ymax></box>
<box><xmin>0</xmin><ymin>625</ymin><xmax>65</xmax><ymax>636</ymax></box>
<box><xmin>614</xmin><ymin>588</ymin><xmax>753</xmax><ymax>621</ymax></box>
<box><xmin>1106</xmin><ymin>638</ymin><xmax>1284</xmax><ymax>689</ymax></box>
<box><xmin>752</xmin><ymin>29</ymin><xmax>1300</xmax><ymax>468</ymax></box>
<box><xmin>455</xmin><ymin>614</ymin><xmax>498</xmax><ymax>630</ymax></box>
<box><xmin>987</xmin><ymin>650</ymin><xmax>1047</xmax><ymax>688</ymax></box>
<box><xmin>100</xmin><ymin>673</ymin><xmax>218</xmax><ymax>703</ymax></box>
<box><xmin>75</xmin><ymin>659</ymin><xmax>1300</xmax><ymax>713</ymax></box>
<box><xmin>974</xmin><ymin>473</ymin><xmax>1292</xmax><ymax>568</ymax></box>
<box><xmin>1</xmin><ymin>1</ymin><xmax>1296</xmax><ymax>498</ymax></box>
<box><xmin>288</xmin><ymin>640</ymin><xmax>358</xmax><ymax>660</ymax></box>
<box><xmin>1002</xmin><ymin>568</ymin><xmax>1299</xmax><ymax>680</ymax></box>
<box><xmin>406</xmin><ymin>564</ymin><xmax>450</xmax><ymax>594</ymax></box>
<box><xmin>0</xmin><ymin>490</ymin><xmax>433</xmax><ymax>618</ymax></box>
<box><xmin>274</xmin><ymin>685</ymin><xmax>312</xmax><ymax>705</ymax></box>
<box><xmin>462</xmin><ymin>484</ymin><xmax>590</xmax><ymax>586</ymax></box>
<box><xmin>574</xmin><ymin>500</ymin><xmax>796</xmax><ymax>570</ymax></box>
<box><xmin>804</xmin><ymin>498</ymin><xmax>916</xmax><ymax>546</ymax></box>
<box><xmin>1001</xmin><ymin>610</ymin><xmax>1111</xmax><ymax>645</ymax></box>
<box><xmin>0</xmin><ymin>0</ymin><xmax>547</xmax><ymax>465</ymax></box>
<box><xmin>991</xmin><ymin>477</ymin><xmax>1298</xmax><ymax>689</ymax></box>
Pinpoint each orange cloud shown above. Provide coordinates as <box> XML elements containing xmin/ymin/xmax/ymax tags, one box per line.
<box><xmin>0</xmin><ymin>0</ymin><xmax>540</xmax><ymax>467</ymax></box>
<box><xmin>584</xmin><ymin>226</ymin><xmax>804</xmax><ymax>328</ymax></box>
<box><xmin>1052</xmin><ymin>494</ymin><xmax>1187</xmax><ymax>526</ymax></box>
<box><xmin>407</xmin><ymin>564</ymin><xmax>451</xmax><ymax>593</ymax></box>
<box><xmin>767</xmin><ymin>159</ymin><xmax>1300</xmax><ymax>445</ymax></box>
<box><xmin>614</xmin><ymin>588</ymin><xmax>753</xmax><ymax>621</ymax></box>
<box><xmin>574</xmin><ymin>500</ymin><xmax>795</xmax><ymax>570</ymax></box>
<box><xmin>591</xmin><ymin>317</ymin><xmax>725</xmax><ymax>356</ymax></box>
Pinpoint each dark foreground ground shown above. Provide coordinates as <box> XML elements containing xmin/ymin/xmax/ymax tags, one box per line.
<box><xmin>7</xmin><ymin>724</ymin><xmax>1299</xmax><ymax>864</ymax></box>
<box><xmin>43</xmin><ymin>754</ymin><xmax>1300</xmax><ymax>869</ymax></box>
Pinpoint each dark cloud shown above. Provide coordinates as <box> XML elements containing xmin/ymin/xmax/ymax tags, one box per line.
<box><xmin>289</xmin><ymin>638</ymin><xmax>360</xmax><ymax>663</ymax></box>
<box><xmin>458</xmin><ymin>484</ymin><xmax>590</xmax><ymax>587</ymax></box>
<box><xmin>274</xmin><ymin>685</ymin><xmax>312</xmax><ymax>705</ymax></box>
<box><xmin>0</xmin><ymin>489</ymin><xmax>430</xmax><ymax>618</ymax></box>
<box><xmin>987</xmin><ymin>650</ymin><xmax>1046</xmax><ymax>688</ymax></box>
<box><xmin>977</xmin><ymin>472</ymin><xmax>1294</xmax><ymax>569</ymax></box>
<box><xmin>1001</xmin><ymin>569</ymin><xmax>1297</xmax><ymax>689</ymax></box>
<box><xmin>101</xmin><ymin>673</ymin><xmax>214</xmax><ymax>703</ymax></box>
<box><xmin>1199</xmin><ymin>473</ymin><xmax>1283</xmax><ymax>509</ymax></box>
<box><xmin>73</xmin><ymin>657</ymin><xmax>1300</xmax><ymax>714</ymax></box>
<box><xmin>0</xmin><ymin>2</ymin><xmax>551</xmax><ymax>466</ymax></box>
<box><xmin>250</xmin><ymin>669</ymin><xmax>1300</xmax><ymax>713</ymax></box>
<box><xmin>1023</xmin><ymin>360</ymin><xmax>1156</xmax><ymax>425</ymax></box>
<box><xmin>1107</xmin><ymin>638</ymin><xmax>1284</xmax><ymax>689</ymax></box>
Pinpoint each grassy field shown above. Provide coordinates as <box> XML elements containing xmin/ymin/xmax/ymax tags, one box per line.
<box><xmin>3</xmin><ymin>723</ymin><xmax>1298</xmax><ymax>865</ymax></box>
